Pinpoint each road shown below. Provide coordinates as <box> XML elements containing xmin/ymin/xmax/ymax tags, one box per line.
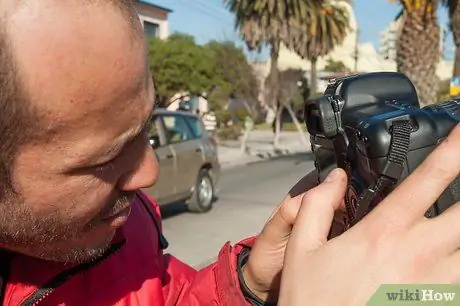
<box><xmin>160</xmin><ymin>152</ymin><xmax>315</xmax><ymax>269</ymax></box>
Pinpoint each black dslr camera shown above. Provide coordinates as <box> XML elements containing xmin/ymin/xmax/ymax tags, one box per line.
<box><xmin>304</xmin><ymin>72</ymin><xmax>460</xmax><ymax>230</ymax></box>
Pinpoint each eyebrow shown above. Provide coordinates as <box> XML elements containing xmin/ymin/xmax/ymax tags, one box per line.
<box><xmin>85</xmin><ymin>97</ymin><xmax>156</xmax><ymax>166</ymax></box>
<box><xmin>103</xmin><ymin>110</ymin><xmax>154</xmax><ymax>161</ymax></box>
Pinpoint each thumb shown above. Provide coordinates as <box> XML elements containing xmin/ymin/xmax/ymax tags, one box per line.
<box><xmin>290</xmin><ymin>168</ymin><xmax>347</xmax><ymax>253</ymax></box>
<box><xmin>256</xmin><ymin>171</ymin><xmax>319</xmax><ymax>248</ymax></box>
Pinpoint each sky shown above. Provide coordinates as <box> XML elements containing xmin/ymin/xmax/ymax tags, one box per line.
<box><xmin>150</xmin><ymin>0</ymin><xmax>455</xmax><ymax>61</ymax></box>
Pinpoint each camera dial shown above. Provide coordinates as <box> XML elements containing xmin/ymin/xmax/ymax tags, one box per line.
<box><xmin>345</xmin><ymin>179</ymin><xmax>362</xmax><ymax>225</ymax></box>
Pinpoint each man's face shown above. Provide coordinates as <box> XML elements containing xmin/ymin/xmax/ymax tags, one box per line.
<box><xmin>1</xmin><ymin>1</ymin><xmax>158</xmax><ymax>263</ymax></box>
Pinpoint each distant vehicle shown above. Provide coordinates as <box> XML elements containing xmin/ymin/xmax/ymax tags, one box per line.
<box><xmin>144</xmin><ymin>109</ymin><xmax>220</xmax><ymax>213</ymax></box>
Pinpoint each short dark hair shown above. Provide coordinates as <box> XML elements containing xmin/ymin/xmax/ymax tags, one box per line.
<box><xmin>0</xmin><ymin>20</ymin><xmax>38</xmax><ymax>195</ymax></box>
<box><xmin>0</xmin><ymin>0</ymin><xmax>140</xmax><ymax>196</ymax></box>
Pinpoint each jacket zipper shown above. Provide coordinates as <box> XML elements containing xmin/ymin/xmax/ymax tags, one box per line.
<box><xmin>20</xmin><ymin>240</ymin><xmax>126</xmax><ymax>306</ymax></box>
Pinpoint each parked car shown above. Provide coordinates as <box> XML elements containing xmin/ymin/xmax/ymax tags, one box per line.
<box><xmin>143</xmin><ymin>109</ymin><xmax>220</xmax><ymax>213</ymax></box>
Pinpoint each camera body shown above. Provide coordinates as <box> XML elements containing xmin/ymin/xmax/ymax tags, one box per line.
<box><xmin>304</xmin><ymin>72</ymin><xmax>460</xmax><ymax>229</ymax></box>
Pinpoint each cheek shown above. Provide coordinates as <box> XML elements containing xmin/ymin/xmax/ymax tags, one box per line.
<box><xmin>12</xmin><ymin>147</ymin><xmax>117</xmax><ymax>221</ymax></box>
<box><xmin>14</xmin><ymin>169</ymin><xmax>113</xmax><ymax>223</ymax></box>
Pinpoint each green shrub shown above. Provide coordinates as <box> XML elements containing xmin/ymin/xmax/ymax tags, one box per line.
<box><xmin>234</xmin><ymin>108</ymin><xmax>251</xmax><ymax>122</ymax></box>
<box><xmin>214</xmin><ymin>109</ymin><xmax>232</xmax><ymax>127</ymax></box>
<box><xmin>217</xmin><ymin>124</ymin><xmax>242</xmax><ymax>140</ymax></box>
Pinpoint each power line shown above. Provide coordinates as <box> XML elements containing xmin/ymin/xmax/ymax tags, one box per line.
<box><xmin>176</xmin><ymin>0</ymin><xmax>242</xmax><ymax>43</ymax></box>
<box><xmin>178</xmin><ymin>0</ymin><xmax>232</xmax><ymax>25</ymax></box>
<box><xmin>195</xmin><ymin>0</ymin><xmax>233</xmax><ymax>18</ymax></box>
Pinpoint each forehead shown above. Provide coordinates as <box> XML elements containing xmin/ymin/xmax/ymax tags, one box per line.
<box><xmin>7</xmin><ymin>0</ymin><xmax>149</xmax><ymax>131</ymax></box>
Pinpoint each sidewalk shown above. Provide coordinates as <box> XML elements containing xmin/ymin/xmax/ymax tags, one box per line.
<box><xmin>217</xmin><ymin>130</ymin><xmax>311</xmax><ymax>169</ymax></box>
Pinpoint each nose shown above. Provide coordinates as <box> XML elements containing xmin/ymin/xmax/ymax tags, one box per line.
<box><xmin>117</xmin><ymin>142</ymin><xmax>158</xmax><ymax>191</ymax></box>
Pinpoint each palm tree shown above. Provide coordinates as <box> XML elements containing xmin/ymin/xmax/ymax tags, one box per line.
<box><xmin>392</xmin><ymin>0</ymin><xmax>442</xmax><ymax>105</ymax></box>
<box><xmin>223</xmin><ymin>0</ymin><xmax>321</xmax><ymax>146</ymax></box>
<box><xmin>286</xmin><ymin>1</ymin><xmax>350</xmax><ymax>94</ymax></box>
<box><xmin>442</xmin><ymin>0</ymin><xmax>460</xmax><ymax>78</ymax></box>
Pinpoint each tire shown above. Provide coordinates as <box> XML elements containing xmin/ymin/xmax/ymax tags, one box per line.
<box><xmin>188</xmin><ymin>169</ymin><xmax>214</xmax><ymax>213</ymax></box>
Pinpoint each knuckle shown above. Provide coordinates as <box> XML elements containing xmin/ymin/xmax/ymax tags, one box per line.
<box><xmin>421</xmin><ymin>161</ymin><xmax>455</xmax><ymax>185</ymax></box>
<box><xmin>279</xmin><ymin>199</ymin><xmax>300</xmax><ymax>223</ymax></box>
<box><xmin>363</xmin><ymin>210</ymin><xmax>407</xmax><ymax>242</ymax></box>
<box><xmin>437</xmin><ymin>132</ymin><xmax>460</xmax><ymax>160</ymax></box>
<box><xmin>302</xmin><ymin>187</ymin><xmax>322</xmax><ymax>204</ymax></box>
<box><xmin>418</xmin><ymin>132</ymin><xmax>460</xmax><ymax>180</ymax></box>
<box><xmin>270</xmin><ymin>195</ymin><xmax>303</xmax><ymax>227</ymax></box>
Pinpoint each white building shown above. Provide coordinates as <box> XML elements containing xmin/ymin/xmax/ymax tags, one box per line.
<box><xmin>252</xmin><ymin>0</ymin><xmax>454</xmax><ymax>94</ymax></box>
<box><xmin>277</xmin><ymin>2</ymin><xmax>397</xmax><ymax>74</ymax></box>
<box><xmin>379</xmin><ymin>20</ymin><xmax>399</xmax><ymax>61</ymax></box>
<box><xmin>134</xmin><ymin>0</ymin><xmax>171</xmax><ymax>40</ymax></box>
<box><xmin>379</xmin><ymin>17</ymin><xmax>447</xmax><ymax>62</ymax></box>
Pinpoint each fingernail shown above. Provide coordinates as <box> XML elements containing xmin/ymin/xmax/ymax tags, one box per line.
<box><xmin>324</xmin><ymin>168</ymin><xmax>342</xmax><ymax>182</ymax></box>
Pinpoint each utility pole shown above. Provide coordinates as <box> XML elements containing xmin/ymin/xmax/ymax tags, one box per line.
<box><xmin>353</xmin><ymin>28</ymin><xmax>360</xmax><ymax>72</ymax></box>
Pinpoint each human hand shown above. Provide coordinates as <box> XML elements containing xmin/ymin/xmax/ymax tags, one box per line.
<box><xmin>241</xmin><ymin>167</ymin><xmax>345</xmax><ymax>303</ymax></box>
<box><xmin>278</xmin><ymin>124</ymin><xmax>460</xmax><ymax>306</ymax></box>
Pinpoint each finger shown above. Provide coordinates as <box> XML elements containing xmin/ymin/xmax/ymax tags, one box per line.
<box><xmin>290</xmin><ymin>167</ymin><xmax>347</xmax><ymax>253</ymax></box>
<box><xmin>424</xmin><ymin>201</ymin><xmax>460</xmax><ymax>253</ymax></box>
<box><xmin>260</xmin><ymin>168</ymin><xmax>342</xmax><ymax>247</ymax></box>
<box><xmin>258</xmin><ymin>190</ymin><xmax>305</xmax><ymax>246</ymax></box>
<box><xmin>263</xmin><ymin>169</ymin><xmax>320</xmax><ymax>230</ymax></box>
<box><xmin>284</xmin><ymin>169</ymin><xmax>320</xmax><ymax>203</ymax></box>
<box><xmin>376</xmin><ymin>124</ymin><xmax>460</xmax><ymax>226</ymax></box>
<box><xmin>429</xmin><ymin>248</ymin><xmax>460</xmax><ymax>283</ymax></box>
<box><xmin>245</xmin><ymin>185</ymin><xmax>310</xmax><ymax>299</ymax></box>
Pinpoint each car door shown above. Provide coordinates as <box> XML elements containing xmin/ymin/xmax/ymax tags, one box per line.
<box><xmin>160</xmin><ymin>114</ymin><xmax>203</xmax><ymax>197</ymax></box>
<box><xmin>184</xmin><ymin>114</ymin><xmax>217</xmax><ymax>161</ymax></box>
<box><xmin>144</xmin><ymin>115</ymin><xmax>177</xmax><ymax>204</ymax></box>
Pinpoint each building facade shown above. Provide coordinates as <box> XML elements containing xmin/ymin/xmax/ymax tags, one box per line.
<box><xmin>379</xmin><ymin>20</ymin><xmax>399</xmax><ymax>61</ymax></box>
<box><xmin>134</xmin><ymin>0</ymin><xmax>172</xmax><ymax>40</ymax></box>
<box><xmin>252</xmin><ymin>0</ymin><xmax>454</xmax><ymax>96</ymax></box>
<box><xmin>379</xmin><ymin>17</ymin><xmax>447</xmax><ymax>61</ymax></box>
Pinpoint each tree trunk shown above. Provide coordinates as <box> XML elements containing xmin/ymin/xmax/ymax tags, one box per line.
<box><xmin>450</xmin><ymin>0</ymin><xmax>460</xmax><ymax>77</ymax></box>
<box><xmin>268</xmin><ymin>44</ymin><xmax>280</xmax><ymax>108</ymax></box>
<box><xmin>240</xmin><ymin>123</ymin><xmax>252</xmax><ymax>154</ymax></box>
<box><xmin>242</xmin><ymin>99</ymin><xmax>255</xmax><ymax>119</ymax></box>
<box><xmin>268</xmin><ymin>42</ymin><xmax>281</xmax><ymax>147</ymax></box>
<box><xmin>310</xmin><ymin>58</ymin><xmax>318</xmax><ymax>97</ymax></box>
<box><xmin>285</xmin><ymin>103</ymin><xmax>308</xmax><ymax>145</ymax></box>
<box><xmin>274</xmin><ymin>103</ymin><xmax>283</xmax><ymax>148</ymax></box>
<box><xmin>396</xmin><ymin>10</ymin><xmax>440</xmax><ymax>106</ymax></box>
<box><xmin>454</xmin><ymin>47</ymin><xmax>460</xmax><ymax>77</ymax></box>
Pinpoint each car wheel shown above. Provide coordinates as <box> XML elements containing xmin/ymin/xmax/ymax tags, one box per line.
<box><xmin>188</xmin><ymin>169</ymin><xmax>214</xmax><ymax>213</ymax></box>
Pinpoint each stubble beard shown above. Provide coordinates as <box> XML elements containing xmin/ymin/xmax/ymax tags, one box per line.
<box><xmin>0</xmin><ymin>192</ymin><xmax>132</xmax><ymax>264</ymax></box>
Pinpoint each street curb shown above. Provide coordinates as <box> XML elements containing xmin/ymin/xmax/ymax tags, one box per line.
<box><xmin>219</xmin><ymin>147</ymin><xmax>311</xmax><ymax>170</ymax></box>
<box><xmin>254</xmin><ymin>148</ymin><xmax>295</xmax><ymax>159</ymax></box>
<box><xmin>220</xmin><ymin>155</ymin><xmax>263</xmax><ymax>170</ymax></box>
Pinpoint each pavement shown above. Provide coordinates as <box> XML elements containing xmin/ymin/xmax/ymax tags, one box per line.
<box><xmin>217</xmin><ymin>130</ymin><xmax>312</xmax><ymax>169</ymax></box>
<box><xmin>160</xmin><ymin>152</ymin><xmax>315</xmax><ymax>269</ymax></box>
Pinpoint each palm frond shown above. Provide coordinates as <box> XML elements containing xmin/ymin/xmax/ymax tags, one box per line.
<box><xmin>285</xmin><ymin>1</ymin><xmax>350</xmax><ymax>60</ymax></box>
<box><xmin>223</xmin><ymin>0</ymin><xmax>327</xmax><ymax>53</ymax></box>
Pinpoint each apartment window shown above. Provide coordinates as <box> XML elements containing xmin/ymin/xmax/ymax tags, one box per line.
<box><xmin>143</xmin><ymin>21</ymin><xmax>159</xmax><ymax>38</ymax></box>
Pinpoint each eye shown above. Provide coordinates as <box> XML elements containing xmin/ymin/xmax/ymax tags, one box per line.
<box><xmin>94</xmin><ymin>159</ymin><xmax>115</xmax><ymax>172</ymax></box>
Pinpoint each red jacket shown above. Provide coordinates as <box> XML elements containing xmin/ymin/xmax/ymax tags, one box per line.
<box><xmin>0</xmin><ymin>191</ymin><xmax>256</xmax><ymax>305</ymax></box>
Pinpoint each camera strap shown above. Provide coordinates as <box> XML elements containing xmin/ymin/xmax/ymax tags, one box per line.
<box><xmin>352</xmin><ymin>120</ymin><xmax>413</xmax><ymax>225</ymax></box>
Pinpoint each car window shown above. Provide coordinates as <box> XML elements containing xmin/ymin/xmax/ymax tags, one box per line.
<box><xmin>147</xmin><ymin>117</ymin><xmax>166</xmax><ymax>146</ymax></box>
<box><xmin>161</xmin><ymin>115</ymin><xmax>193</xmax><ymax>144</ymax></box>
<box><xmin>147</xmin><ymin>117</ymin><xmax>159</xmax><ymax>139</ymax></box>
<box><xmin>184</xmin><ymin>116</ymin><xmax>203</xmax><ymax>139</ymax></box>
